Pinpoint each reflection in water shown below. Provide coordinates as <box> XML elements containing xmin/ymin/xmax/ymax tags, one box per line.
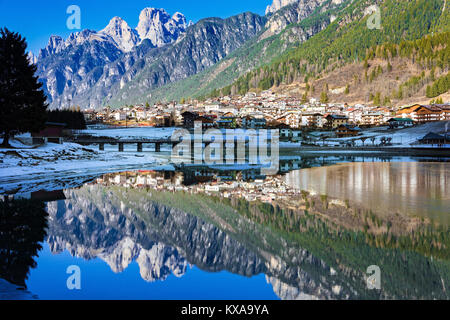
<box><xmin>0</xmin><ymin>199</ymin><xmax>48</xmax><ymax>288</ymax></box>
<box><xmin>285</xmin><ymin>162</ymin><xmax>450</xmax><ymax>224</ymax></box>
<box><xmin>1</xmin><ymin>158</ymin><xmax>450</xmax><ymax>300</ymax></box>
<box><xmin>41</xmin><ymin>168</ymin><xmax>450</xmax><ymax>299</ymax></box>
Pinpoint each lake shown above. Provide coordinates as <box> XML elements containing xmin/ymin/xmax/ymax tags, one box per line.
<box><xmin>1</xmin><ymin>155</ymin><xmax>449</xmax><ymax>300</ymax></box>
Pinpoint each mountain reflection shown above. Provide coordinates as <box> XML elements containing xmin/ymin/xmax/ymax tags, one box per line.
<box><xmin>42</xmin><ymin>166</ymin><xmax>450</xmax><ymax>300</ymax></box>
<box><xmin>2</xmin><ymin>157</ymin><xmax>449</xmax><ymax>300</ymax></box>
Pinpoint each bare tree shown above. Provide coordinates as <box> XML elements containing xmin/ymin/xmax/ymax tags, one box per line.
<box><xmin>360</xmin><ymin>137</ymin><xmax>368</xmax><ymax>146</ymax></box>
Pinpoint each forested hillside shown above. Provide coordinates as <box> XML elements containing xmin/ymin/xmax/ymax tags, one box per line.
<box><xmin>207</xmin><ymin>0</ymin><xmax>449</xmax><ymax>106</ymax></box>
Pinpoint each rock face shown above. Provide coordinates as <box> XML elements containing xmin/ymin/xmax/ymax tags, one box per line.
<box><xmin>36</xmin><ymin>32</ymin><xmax>124</xmax><ymax>108</ymax></box>
<box><xmin>36</xmin><ymin>10</ymin><xmax>265</xmax><ymax>109</ymax></box>
<box><xmin>136</xmin><ymin>8</ymin><xmax>190</xmax><ymax>48</ymax></box>
<box><xmin>266</xmin><ymin>0</ymin><xmax>300</xmax><ymax>15</ymax></box>
<box><xmin>43</xmin><ymin>185</ymin><xmax>351</xmax><ymax>300</ymax></box>
<box><xmin>39</xmin><ymin>36</ymin><xmax>64</xmax><ymax>60</ymax></box>
<box><xmin>35</xmin><ymin>2</ymin><xmax>351</xmax><ymax>109</ymax></box>
<box><xmin>99</xmin><ymin>17</ymin><xmax>140</xmax><ymax>52</ymax></box>
<box><xmin>262</xmin><ymin>0</ymin><xmax>331</xmax><ymax>38</ymax></box>
<box><xmin>45</xmin><ymin>186</ymin><xmax>266</xmax><ymax>282</ymax></box>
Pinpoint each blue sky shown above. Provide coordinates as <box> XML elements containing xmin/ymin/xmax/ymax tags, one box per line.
<box><xmin>0</xmin><ymin>0</ymin><xmax>271</xmax><ymax>55</ymax></box>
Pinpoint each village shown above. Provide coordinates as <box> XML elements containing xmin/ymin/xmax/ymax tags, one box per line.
<box><xmin>96</xmin><ymin>169</ymin><xmax>309</xmax><ymax>205</ymax></box>
<box><xmin>82</xmin><ymin>90</ymin><xmax>450</xmax><ymax>145</ymax></box>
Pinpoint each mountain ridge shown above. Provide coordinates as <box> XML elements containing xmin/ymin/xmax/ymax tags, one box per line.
<box><xmin>35</xmin><ymin>0</ymin><xmax>449</xmax><ymax>109</ymax></box>
<box><xmin>205</xmin><ymin>0</ymin><xmax>449</xmax><ymax>106</ymax></box>
<box><xmin>37</xmin><ymin>10</ymin><xmax>266</xmax><ymax>109</ymax></box>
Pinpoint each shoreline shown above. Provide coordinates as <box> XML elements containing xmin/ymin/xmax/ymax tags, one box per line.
<box><xmin>289</xmin><ymin>146</ymin><xmax>450</xmax><ymax>157</ymax></box>
<box><xmin>1</xmin><ymin>138</ymin><xmax>449</xmax><ymax>195</ymax></box>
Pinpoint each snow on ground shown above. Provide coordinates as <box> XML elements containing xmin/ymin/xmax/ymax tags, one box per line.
<box><xmin>323</xmin><ymin>122</ymin><xmax>450</xmax><ymax>147</ymax></box>
<box><xmin>83</xmin><ymin>127</ymin><xmax>176</xmax><ymax>140</ymax></box>
<box><xmin>0</xmin><ymin>139</ymin><xmax>170</xmax><ymax>194</ymax></box>
<box><xmin>82</xmin><ymin>127</ymin><xmax>295</xmax><ymax>144</ymax></box>
<box><xmin>2</xmin><ymin>123</ymin><xmax>448</xmax><ymax>194</ymax></box>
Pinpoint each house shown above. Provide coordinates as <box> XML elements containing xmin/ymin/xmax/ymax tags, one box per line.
<box><xmin>135</xmin><ymin>107</ymin><xmax>147</xmax><ymax>121</ymax></box>
<box><xmin>335</xmin><ymin>124</ymin><xmax>362</xmax><ymax>138</ymax></box>
<box><xmin>361</xmin><ymin>112</ymin><xmax>383</xmax><ymax>126</ymax></box>
<box><xmin>204</xmin><ymin>103</ymin><xmax>221</xmax><ymax>113</ymax></box>
<box><xmin>112</xmin><ymin>111</ymin><xmax>127</xmax><ymax>121</ymax></box>
<box><xmin>32</xmin><ymin>122</ymin><xmax>66</xmax><ymax>144</ymax></box>
<box><xmin>387</xmin><ymin>118</ymin><xmax>415</xmax><ymax>129</ymax></box>
<box><xmin>216</xmin><ymin>119</ymin><xmax>234</xmax><ymax>129</ymax></box>
<box><xmin>195</xmin><ymin>116</ymin><xmax>215</xmax><ymax>130</ymax></box>
<box><xmin>181</xmin><ymin>111</ymin><xmax>199</xmax><ymax>128</ymax></box>
<box><xmin>241</xmin><ymin>116</ymin><xmax>266</xmax><ymax>129</ymax></box>
<box><xmin>438</xmin><ymin>104</ymin><xmax>450</xmax><ymax>120</ymax></box>
<box><xmin>154</xmin><ymin>114</ymin><xmax>174</xmax><ymax>127</ymax></box>
<box><xmin>217</xmin><ymin>113</ymin><xmax>237</xmax><ymax>129</ymax></box>
<box><xmin>397</xmin><ymin>104</ymin><xmax>442</xmax><ymax>123</ymax></box>
<box><xmin>283</xmin><ymin>112</ymin><xmax>301</xmax><ymax>128</ymax></box>
<box><xmin>275</xmin><ymin>124</ymin><xmax>292</xmax><ymax>141</ymax></box>
<box><xmin>301</xmin><ymin>113</ymin><xmax>323</xmax><ymax>128</ymax></box>
<box><xmin>325</xmin><ymin>115</ymin><xmax>349</xmax><ymax>129</ymax></box>
<box><xmin>419</xmin><ymin>132</ymin><xmax>450</xmax><ymax>145</ymax></box>
<box><xmin>291</xmin><ymin>130</ymin><xmax>303</xmax><ymax>142</ymax></box>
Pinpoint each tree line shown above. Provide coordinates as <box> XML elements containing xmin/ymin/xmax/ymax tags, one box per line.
<box><xmin>0</xmin><ymin>28</ymin><xmax>86</xmax><ymax>147</ymax></box>
<box><xmin>207</xmin><ymin>0</ymin><xmax>448</xmax><ymax>99</ymax></box>
<box><xmin>46</xmin><ymin>110</ymin><xmax>87</xmax><ymax>130</ymax></box>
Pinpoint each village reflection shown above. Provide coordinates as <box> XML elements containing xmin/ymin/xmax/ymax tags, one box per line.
<box><xmin>2</xmin><ymin>157</ymin><xmax>450</xmax><ymax>300</ymax></box>
<box><xmin>43</xmin><ymin>160</ymin><xmax>450</xmax><ymax>300</ymax></box>
<box><xmin>93</xmin><ymin>157</ymin><xmax>450</xmax><ymax>225</ymax></box>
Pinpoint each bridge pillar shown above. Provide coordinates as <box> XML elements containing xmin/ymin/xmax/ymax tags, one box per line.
<box><xmin>137</xmin><ymin>143</ymin><xmax>143</xmax><ymax>152</ymax></box>
<box><xmin>191</xmin><ymin>141</ymin><xmax>195</xmax><ymax>162</ymax></box>
<box><xmin>99</xmin><ymin>143</ymin><xmax>105</xmax><ymax>151</ymax></box>
<box><xmin>119</xmin><ymin>143</ymin><xmax>124</xmax><ymax>152</ymax></box>
<box><xmin>155</xmin><ymin>143</ymin><xmax>161</xmax><ymax>152</ymax></box>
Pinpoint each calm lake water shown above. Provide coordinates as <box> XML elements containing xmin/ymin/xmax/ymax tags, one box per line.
<box><xmin>285</xmin><ymin>162</ymin><xmax>450</xmax><ymax>225</ymax></box>
<box><xmin>1</xmin><ymin>156</ymin><xmax>449</xmax><ymax>300</ymax></box>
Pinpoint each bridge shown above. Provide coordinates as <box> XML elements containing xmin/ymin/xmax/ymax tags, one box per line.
<box><xmin>69</xmin><ymin>137</ymin><xmax>250</xmax><ymax>153</ymax></box>
<box><xmin>70</xmin><ymin>138</ymin><xmax>179</xmax><ymax>152</ymax></box>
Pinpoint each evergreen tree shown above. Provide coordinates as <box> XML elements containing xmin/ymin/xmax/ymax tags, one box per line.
<box><xmin>320</xmin><ymin>91</ymin><xmax>329</xmax><ymax>104</ymax></box>
<box><xmin>345</xmin><ymin>85</ymin><xmax>350</xmax><ymax>95</ymax></box>
<box><xmin>0</xmin><ymin>28</ymin><xmax>47</xmax><ymax>147</ymax></box>
<box><xmin>301</xmin><ymin>92</ymin><xmax>308</xmax><ymax>104</ymax></box>
<box><xmin>373</xmin><ymin>92</ymin><xmax>382</xmax><ymax>106</ymax></box>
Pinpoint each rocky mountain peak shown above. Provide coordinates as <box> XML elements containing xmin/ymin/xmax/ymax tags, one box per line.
<box><xmin>35</xmin><ymin>9</ymin><xmax>266</xmax><ymax>109</ymax></box>
<box><xmin>100</xmin><ymin>16</ymin><xmax>140</xmax><ymax>52</ymax></box>
<box><xmin>172</xmin><ymin>12</ymin><xmax>185</xmax><ymax>21</ymax></box>
<box><xmin>136</xmin><ymin>7</ymin><xmax>189</xmax><ymax>47</ymax></box>
<box><xmin>27</xmin><ymin>52</ymin><xmax>38</xmax><ymax>65</ymax></box>
<box><xmin>266</xmin><ymin>0</ymin><xmax>299</xmax><ymax>15</ymax></box>
<box><xmin>39</xmin><ymin>35</ymin><xmax>64</xmax><ymax>59</ymax></box>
